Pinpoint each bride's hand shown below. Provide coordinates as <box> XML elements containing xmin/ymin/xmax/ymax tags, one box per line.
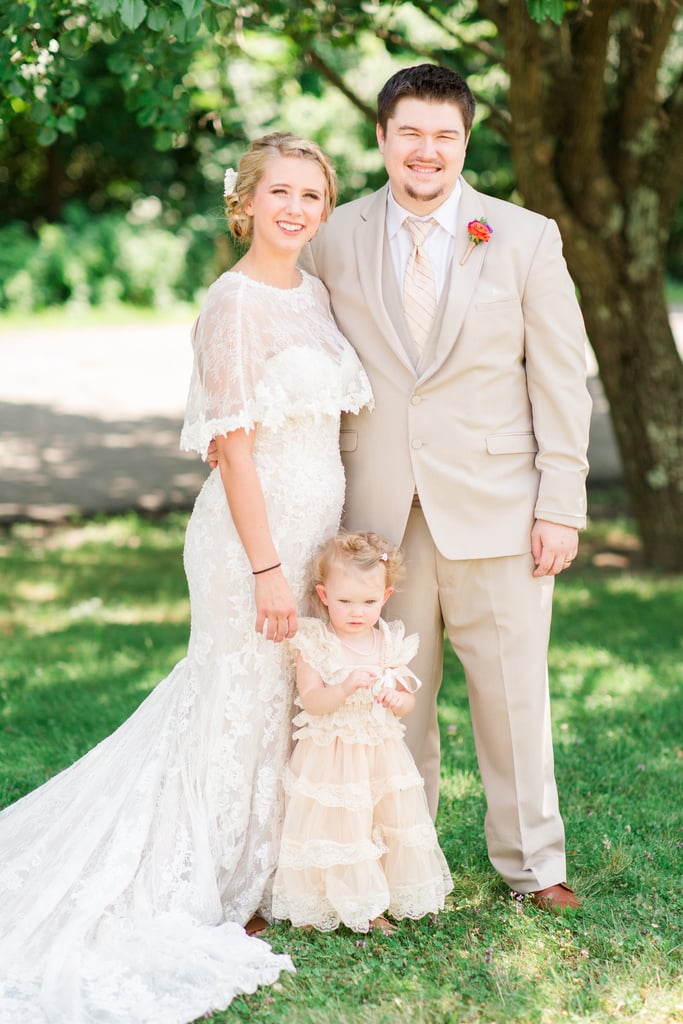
<box><xmin>254</xmin><ymin>569</ymin><xmax>298</xmax><ymax>642</ymax></box>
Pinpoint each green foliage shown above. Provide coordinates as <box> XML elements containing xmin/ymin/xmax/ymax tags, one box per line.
<box><xmin>526</xmin><ymin>0</ymin><xmax>566</xmax><ymax>24</ymax></box>
<box><xmin>0</xmin><ymin>0</ymin><xmax>548</xmax><ymax>147</ymax></box>
<box><xmin>1</xmin><ymin>511</ymin><xmax>682</xmax><ymax>1022</ymax></box>
<box><xmin>0</xmin><ymin>3</ymin><xmax>520</xmax><ymax>315</ymax></box>
<box><xmin>0</xmin><ymin>203</ymin><xmax>221</xmax><ymax>312</ymax></box>
<box><xmin>0</xmin><ymin>0</ymin><xmax>203</xmax><ymax>148</ymax></box>
<box><xmin>0</xmin><ymin>4</ymin><xmax>518</xmax><ymax>314</ymax></box>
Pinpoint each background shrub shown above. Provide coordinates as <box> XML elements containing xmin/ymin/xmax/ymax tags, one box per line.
<box><xmin>0</xmin><ymin>202</ymin><xmax>224</xmax><ymax>313</ymax></box>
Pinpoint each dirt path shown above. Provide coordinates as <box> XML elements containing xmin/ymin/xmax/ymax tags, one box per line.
<box><xmin>1</xmin><ymin>311</ymin><xmax>681</xmax><ymax>522</ymax></box>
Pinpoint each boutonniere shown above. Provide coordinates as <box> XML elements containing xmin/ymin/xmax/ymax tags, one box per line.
<box><xmin>460</xmin><ymin>217</ymin><xmax>493</xmax><ymax>265</ymax></box>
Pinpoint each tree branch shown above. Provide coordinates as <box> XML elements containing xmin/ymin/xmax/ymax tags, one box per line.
<box><xmin>371</xmin><ymin>21</ymin><xmax>510</xmax><ymax>139</ymax></box>
<box><xmin>628</xmin><ymin>0</ymin><xmax>682</xmax><ymax>101</ymax></box>
<box><xmin>371</xmin><ymin>25</ymin><xmax>458</xmax><ymax>67</ymax></box>
<box><xmin>561</xmin><ymin>2</ymin><xmax>616</xmax><ymax>178</ymax></box>
<box><xmin>502</xmin><ymin>7</ymin><xmax>564</xmax><ymax>213</ymax></box>
<box><xmin>616</xmin><ymin>3</ymin><xmax>681</xmax><ymax>200</ymax></box>
<box><xmin>661</xmin><ymin>70</ymin><xmax>683</xmax><ymax>223</ymax></box>
<box><xmin>408</xmin><ymin>0</ymin><xmax>502</xmax><ymax>63</ymax></box>
<box><xmin>301</xmin><ymin>48</ymin><xmax>377</xmax><ymax>123</ymax></box>
<box><xmin>474</xmin><ymin>0</ymin><xmax>504</xmax><ymax>31</ymax></box>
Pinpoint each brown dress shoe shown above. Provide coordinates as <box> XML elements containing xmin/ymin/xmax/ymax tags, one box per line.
<box><xmin>524</xmin><ymin>882</ymin><xmax>581</xmax><ymax>913</ymax></box>
<box><xmin>245</xmin><ymin>914</ymin><xmax>269</xmax><ymax>936</ymax></box>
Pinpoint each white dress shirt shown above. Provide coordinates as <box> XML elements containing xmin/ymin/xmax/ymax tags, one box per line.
<box><xmin>385</xmin><ymin>180</ymin><xmax>462</xmax><ymax>301</ymax></box>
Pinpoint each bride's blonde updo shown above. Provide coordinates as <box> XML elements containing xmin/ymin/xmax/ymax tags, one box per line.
<box><xmin>224</xmin><ymin>132</ymin><xmax>337</xmax><ymax>244</ymax></box>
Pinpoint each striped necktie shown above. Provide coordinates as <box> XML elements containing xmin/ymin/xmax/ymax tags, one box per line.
<box><xmin>403</xmin><ymin>217</ymin><xmax>438</xmax><ymax>350</ymax></box>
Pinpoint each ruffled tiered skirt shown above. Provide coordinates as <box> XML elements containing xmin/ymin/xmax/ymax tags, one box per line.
<box><xmin>272</xmin><ymin>709</ymin><xmax>452</xmax><ymax>932</ymax></box>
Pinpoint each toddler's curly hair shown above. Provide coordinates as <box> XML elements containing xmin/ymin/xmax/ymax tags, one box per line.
<box><xmin>309</xmin><ymin>531</ymin><xmax>403</xmax><ymax>618</ymax></box>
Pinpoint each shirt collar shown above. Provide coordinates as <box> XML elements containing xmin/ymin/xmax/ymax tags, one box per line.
<box><xmin>385</xmin><ymin>178</ymin><xmax>462</xmax><ymax>240</ymax></box>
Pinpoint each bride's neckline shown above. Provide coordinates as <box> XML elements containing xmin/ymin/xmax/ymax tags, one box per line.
<box><xmin>227</xmin><ymin>269</ymin><xmax>308</xmax><ymax>293</ymax></box>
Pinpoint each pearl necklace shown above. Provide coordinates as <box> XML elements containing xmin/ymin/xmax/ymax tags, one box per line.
<box><xmin>329</xmin><ymin>624</ymin><xmax>379</xmax><ymax>658</ymax></box>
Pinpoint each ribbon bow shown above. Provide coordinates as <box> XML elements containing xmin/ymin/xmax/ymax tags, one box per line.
<box><xmin>370</xmin><ymin>665</ymin><xmax>422</xmax><ymax>721</ymax></box>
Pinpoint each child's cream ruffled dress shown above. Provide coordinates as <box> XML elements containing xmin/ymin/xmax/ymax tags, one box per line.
<box><xmin>272</xmin><ymin>617</ymin><xmax>453</xmax><ymax>932</ymax></box>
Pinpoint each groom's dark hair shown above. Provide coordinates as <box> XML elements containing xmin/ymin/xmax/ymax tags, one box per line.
<box><xmin>377</xmin><ymin>64</ymin><xmax>476</xmax><ymax>134</ymax></box>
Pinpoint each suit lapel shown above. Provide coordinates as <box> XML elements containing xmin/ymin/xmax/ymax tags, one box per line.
<box><xmin>421</xmin><ymin>179</ymin><xmax>490</xmax><ymax>383</ymax></box>
<box><xmin>355</xmin><ymin>186</ymin><xmax>417</xmax><ymax>374</ymax></box>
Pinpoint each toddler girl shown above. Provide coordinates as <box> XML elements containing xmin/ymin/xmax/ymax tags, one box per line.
<box><xmin>272</xmin><ymin>531</ymin><xmax>452</xmax><ymax>934</ymax></box>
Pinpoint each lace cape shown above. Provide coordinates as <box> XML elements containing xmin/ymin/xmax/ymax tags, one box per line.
<box><xmin>180</xmin><ymin>270</ymin><xmax>372</xmax><ymax>456</ymax></box>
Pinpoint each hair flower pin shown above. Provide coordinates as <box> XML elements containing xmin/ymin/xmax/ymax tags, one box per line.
<box><xmin>460</xmin><ymin>217</ymin><xmax>493</xmax><ymax>265</ymax></box>
<box><xmin>379</xmin><ymin>552</ymin><xmax>388</xmax><ymax>562</ymax></box>
<box><xmin>223</xmin><ymin>168</ymin><xmax>238</xmax><ymax>197</ymax></box>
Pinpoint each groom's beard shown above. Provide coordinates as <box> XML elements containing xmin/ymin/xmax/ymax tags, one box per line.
<box><xmin>405</xmin><ymin>183</ymin><xmax>445</xmax><ymax>205</ymax></box>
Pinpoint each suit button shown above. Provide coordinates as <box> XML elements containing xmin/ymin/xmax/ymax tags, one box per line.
<box><xmin>411</xmin><ymin>439</ymin><xmax>423</xmax><ymax>449</ymax></box>
<box><xmin>410</xmin><ymin>394</ymin><xmax>422</xmax><ymax>405</ymax></box>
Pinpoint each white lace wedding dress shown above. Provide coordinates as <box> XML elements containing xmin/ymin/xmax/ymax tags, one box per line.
<box><xmin>0</xmin><ymin>270</ymin><xmax>372</xmax><ymax>1024</ymax></box>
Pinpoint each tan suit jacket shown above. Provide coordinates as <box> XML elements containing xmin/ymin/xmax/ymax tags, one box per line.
<box><xmin>304</xmin><ymin>178</ymin><xmax>592</xmax><ymax>560</ymax></box>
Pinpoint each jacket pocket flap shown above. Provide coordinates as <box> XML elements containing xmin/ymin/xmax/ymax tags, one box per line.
<box><xmin>475</xmin><ymin>298</ymin><xmax>519</xmax><ymax>313</ymax></box>
<box><xmin>339</xmin><ymin>430</ymin><xmax>358</xmax><ymax>453</ymax></box>
<box><xmin>486</xmin><ymin>431</ymin><xmax>538</xmax><ymax>455</ymax></box>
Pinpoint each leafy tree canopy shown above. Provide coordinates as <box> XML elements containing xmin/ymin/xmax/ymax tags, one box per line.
<box><xmin>0</xmin><ymin>0</ymin><xmax>561</xmax><ymax>147</ymax></box>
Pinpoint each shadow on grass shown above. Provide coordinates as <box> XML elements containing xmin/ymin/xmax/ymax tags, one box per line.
<box><xmin>433</xmin><ymin>565</ymin><xmax>683</xmax><ymax>949</ymax></box>
<box><xmin>0</xmin><ymin>400</ymin><xmax>204</xmax><ymax>521</ymax></box>
<box><xmin>0</xmin><ymin>617</ymin><xmax>189</xmax><ymax>804</ymax></box>
<box><xmin>2</xmin><ymin>512</ymin><xmax>682</xmax><ymax>1022</ymax></box>
<box><xmin>0</xmin><ymin>518</ymin><xmax>190</xmax><ymax>614</ymax></box>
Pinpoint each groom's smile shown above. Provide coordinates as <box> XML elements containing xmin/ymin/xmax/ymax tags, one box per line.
<box><xmin>377</xmin><ymin>96</ymin><xmax>469</xmax><ymax>215</ymax></box>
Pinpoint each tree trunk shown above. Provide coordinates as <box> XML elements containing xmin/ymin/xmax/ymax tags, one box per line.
<box><xmin>571</xmin><ymin>256</ymin><xmax>683</xmax><ymax>569</ymax></box>
<box><xmin>487</xmin><ymin>0</ymin><xmax>683</xmax><ymax>569</ymax></box>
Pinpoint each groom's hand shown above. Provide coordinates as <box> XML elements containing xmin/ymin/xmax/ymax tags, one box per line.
<box><xmin>206</xmin><ymin>439</ymin><xmax>219</xmax><ymax>469</ymax></box>
<box><xmin>531</xmin><ymin>520</ymin><xmax>579</xmax><ymax>576</ymax></box>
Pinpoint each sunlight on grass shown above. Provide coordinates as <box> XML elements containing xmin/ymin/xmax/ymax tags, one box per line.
<box><xmin>1</xmin><ymin>512</ymin><xmax>682</xmax><ymax>1024</ymax></box>
<box><xmin>0</xmin><ymin>303</ymin><xmax>194</xmax><ymax>331</ymax></box>
<box><xmin>12</xmin><ymin>579</ymin><xmax>60</xmax><ymax>603</ymax></box>
<box><xmin>438</xmin><ymin>769</ymin><xmax>482</xmax><ymax>803</ymax></box>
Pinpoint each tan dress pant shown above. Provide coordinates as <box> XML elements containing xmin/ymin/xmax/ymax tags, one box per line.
<box><xmin>387</xmin><ymin>504</ymin><xmax>567</xmax><ymax>892</ymax></box>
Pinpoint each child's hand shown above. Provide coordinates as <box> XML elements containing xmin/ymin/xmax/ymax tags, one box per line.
<box><xmin>374</xmin><ymin>687</ymin><xmax>414</xmax><ymax>717</ymax></box>
<box><xmin>342</xmin><ymin>668</ymin><xmax>377</xmax><ymax>697</ymax></box>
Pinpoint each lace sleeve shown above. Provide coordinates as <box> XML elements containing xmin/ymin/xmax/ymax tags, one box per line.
<box><xmin>179</xmin><ymin>274</ymin><xmax>264</xmax><ymax>456</ymax></box>
<box><xmin>287</xmin><ymin>618</ymin><xmax>330</xmax><ymax>672</ymax></box>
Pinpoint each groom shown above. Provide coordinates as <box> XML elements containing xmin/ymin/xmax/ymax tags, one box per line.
<box><xmin>300</xmin><ymin>64</ymin><xmax>592</xmax><ymax>911</ymax></box>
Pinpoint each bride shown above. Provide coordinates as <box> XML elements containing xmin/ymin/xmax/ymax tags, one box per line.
<box><xmin>0</xmin><ymin>133</ymin><xmax>372</xmax><ymax>1023</ymax></box>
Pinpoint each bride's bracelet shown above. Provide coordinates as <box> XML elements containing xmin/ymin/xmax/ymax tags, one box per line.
<box><xmin>252</xmin><ymin>561</ymin><xmax>282</xmax><ymax>576</ymax></box>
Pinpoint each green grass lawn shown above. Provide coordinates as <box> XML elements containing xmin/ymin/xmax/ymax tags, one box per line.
<box><xmin>0</xmin><ymin>301</ymin><xmax>197</xmax><ymax>330</ymax></box>
<box><xmin>1</xmin><ymin>509</ymin><xmax>682</xmax><ymax>1023</ymax></box>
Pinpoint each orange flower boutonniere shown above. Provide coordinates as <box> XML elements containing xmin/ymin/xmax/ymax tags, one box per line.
<box><xmin>460</xmin><ymin>218</ymin><xmax>493</xmax><ymax>265</ymax></box>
